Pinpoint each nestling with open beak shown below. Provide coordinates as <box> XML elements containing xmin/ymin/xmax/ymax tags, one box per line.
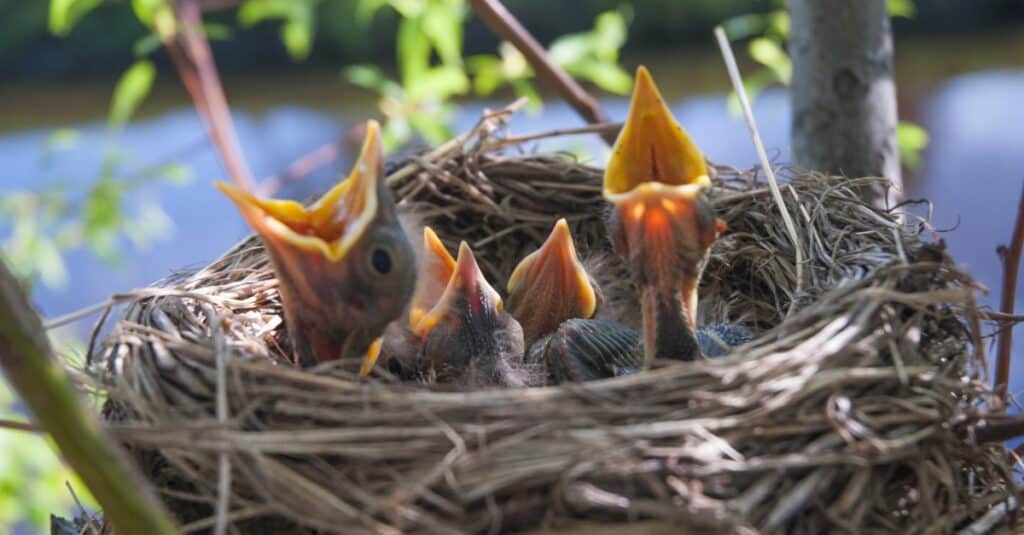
<box><xmin>375</xmin><ymin>226</ymin><xmax>456</xmax><ymax>380</ymax></box>
<box><xmin>413</xmin><ymin>241</ymin><xmax>531</xmax><ymax>388</ymax></box>
<box><xmin>603</xmin><ymin>66</ymin><xmax>726</xmax><ymax>367</ymax></box>
<box><xmin>506</xmin><ymin>219</ymin><xmax>640</xmax><ymax>382</ymax></box>
<box><xmin>216</xmin><ymin>120</ymin><xmax>416</xmax><ymax>372</ymax></box>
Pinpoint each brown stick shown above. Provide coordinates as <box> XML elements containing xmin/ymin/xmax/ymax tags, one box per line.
<box><xmin>468</xmin><ymin>0</ymin><xmax>616</xmax><ymax>146</ymax></box>
<box><xmin>165</xmin><ymin>0</ymin><xmax>255</xmax><ymax>190</ymax></box>
<box><xmin>0</xmin><ymin>259</ymin><xmax>177</xmax><ymax>533</ymax></box>
<box><xmin>995</xmin><ymin>185</ymin><xmax>1024</xmax><ymax>406</ymax></box>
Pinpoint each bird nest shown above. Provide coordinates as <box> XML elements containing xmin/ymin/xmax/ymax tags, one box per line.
<box><xmin>82</xmin><ymin>111</ymin><xmax>1018</xmax><ymax>534</ymax></box>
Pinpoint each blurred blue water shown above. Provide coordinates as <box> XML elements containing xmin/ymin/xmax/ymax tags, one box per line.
<box><xmin>1</xmin><ymin>71</ymin><xmax>1021</xmax><ymax>402</ymax></box>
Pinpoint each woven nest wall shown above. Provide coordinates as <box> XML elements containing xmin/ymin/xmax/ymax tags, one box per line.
<box><xmin>84</xmin><ymin>116</ymin><xmax>1017</xmax><ymax>534</ymax></box>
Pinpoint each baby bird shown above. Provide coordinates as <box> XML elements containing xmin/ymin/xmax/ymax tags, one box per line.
<box><xmin>603</xmin><ymin>66</ymin><xmax>725</xmax><ymax>368</ymax></box>
<box><xmin>409</xmin><ymin>239</ymin><xmax>531</xmax><ymax>388</ymax></box>
<box><xmin>217</xmin><ymin>120</ymin><xmax>416</xmax><ymax>373</ymax></box>
<box><xmin>506</xmin><ymin>218</ymin><xmax>639</xmax><ymax>382</ymax></box>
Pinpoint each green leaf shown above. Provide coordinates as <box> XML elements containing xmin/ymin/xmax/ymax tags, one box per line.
<box><xmin>422</xmin><ymin>3</ymin><xmax>463</xmax><ymax>66</ymax></box>
<box><xmin>203</xmin><ymin>22</ymin><xmax>234</xmax><ymax>41</ymax></box>
<box><xmin>767</xmin><ymin>10</ymin><xmax>790</xmax><ymax>38</ymax></box>
<box><xmin>108</xmin><ymin>60</ymin><xmax>156</xmax><ymax>129</ymax></box>
<box><xmin>131</xmin><ymin>0</ymin><xmax>168</xmax><ymax>27</ymax></box>
<box><xmin>897</xmin><ymin>121</ymin><xmax>929</xmax><ymax>169</ymax></box>
<box><xmin>397</xmin><ymin>16</ymin><xmax>431</xmax><ymax>84</ymax></box>
<box><xmin>548</xmin><ymin>34</ymin><xmax>589</xmax><ymax>67</ymax></box>
<box><xmin>132</xmin><ymin>32</ymin><xmax>163</xmax><ymax>57</ymax></box>
<box><xmin>48</xmin><ymin>0</ymin><xmax>102</xmax><ymax>36</ymax></box>
<box><xmin>574</xmin><ymin>62</ymin><xmax>632</xmax><ymax>95</ymax></box>
<box><xmin>282</xmin><ymin>18</ymin><xmax>313</xmax><ymax>60</ymax></box>
<box><xmin>748</xmin><ymin>37</ymin><xmax>791</xmax><ymax>84</ymax></box>
<box><xmin>407</xmin><ymin>65</ymin><xmax>468</xmax><ymax>100</ymax></box>
<box><xmin>33</xmin><ymin>236</ymin><xmax>68</xmax><ymax>289</ymax></box>
<box><xmin>887</xmin><ymin>0</ymin><xmax>916</xmax><ymax>18</ymax></box>
<box><xmin>592</xmin><ymin>10</ymin><xmax>627</xmax><ymax>61</ymax></box>
<box><xmin>511</xmin><ymin>79</ymin><xmax>543</xmax><ymax>112</ymax></box>
<box><xmin>44</xmin><ymin>128</ymin><xmax>80</xmax><ymax>151</ymax></box>
<box><xmin>345</xmin><ymin>64</ymin><xmax>388</xmax><ymax>90</ymax></box>
<box><xmin>409</xmin><ymin>113</ymin><xmax>452</xmax><ymax>146</ymax></box>
<box><xmin>355</xmin><ymin>0</ymin><xmax>390</xmax><ymax>23</ymax></box>
<box><xmin>467</xmin><ymin>55</ymin><xmax>503</xmax><ymax>96</ymax></box>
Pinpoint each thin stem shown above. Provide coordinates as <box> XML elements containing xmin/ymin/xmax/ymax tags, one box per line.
<box><xmin>468</xmin><ymin>0</ymin><xmax>616</xmax><ymax>146</ymax></box>
<box><xmin>0</xmin><ymin>259</ymin><xmax>176</xmax><ymax>533</ymax></box>
<box><xmin>995</xmin><ymin>185</ymin><xmax>1024</xmax><ymax>407</ymax></box>
<box><xmin>713</xmin><ymin>26</ymin><xmax>805</xmax><ymax>301</ymax></box>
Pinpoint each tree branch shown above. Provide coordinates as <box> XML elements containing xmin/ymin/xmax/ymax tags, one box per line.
<box><xmin>995</xmin><ymin>185</ymin><xmax>1024</xmax><ymax>407</ymax></box>
<box><xmin>0</xmin><ymin>258</ymin><xmax>176</xmax><ymax>534</ymax></box>
<box><xmin>468</xmin><ymin>0</ymin><xmax>616</xmax><ymax>146</ymax></box>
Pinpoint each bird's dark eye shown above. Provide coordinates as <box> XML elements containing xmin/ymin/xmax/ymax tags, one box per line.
<box><xmin>387</xmin><ymin>357</ymin><xmax>403</xmax><ymax>375</ymax></box>
<box><xmin>371</xmin><ymin>248</ymin><xmax>392</xmax><ymax>275</ymax></box>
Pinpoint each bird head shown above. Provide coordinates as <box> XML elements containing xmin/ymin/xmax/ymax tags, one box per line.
<box><xmin>603</xmin><ymin>66</ymin><xmax>725</xmax><ymax>361</ymax></box>
<box><xmin>216</xmin><ymin>120</ymin><xmax>416</xmax><ymax>373</ymax></box>
<box><xmin>415</xmin><ymin>242</ymin><xmax>527</xmax><ymax>387</ymax></box>
<box><xmin>603</xmin><ymin>66</ymin><xmax>725</xmax><ymax>322</ymax></box>
<box><xmin>506</xmin><ymin>218</ymin><xmax>599</xmax><ymax>344</ymax></box>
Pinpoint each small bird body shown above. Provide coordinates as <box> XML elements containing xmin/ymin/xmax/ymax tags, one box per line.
<box><xmin>415</xmin><ymin>242</ymin><xmax>530</xmax><ymax>388</ymax></box>
<box><xmin>603</xmin><ymin>66</ymin><xmax>726</xmax><ymax>367</ymax></box>
<box><xmin>217</xmin><ymin>121</ymin><xmax>416</xmax><ymax>372</ymax></box>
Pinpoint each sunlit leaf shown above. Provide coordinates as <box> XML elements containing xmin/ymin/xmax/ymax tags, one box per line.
<box><xmin>397</xmin><ymin>17</ymin><xmax>430</xmax><ymax>84</ymax></box>
<box><xmin>573</xmin><ymin>62</ymin><xmax>632</xmax><ymax>94</ymax></box>
<box><xmin>422</xmin><ymin>3</ymin><xmax>463</xmax><ymax>66</ymax></box>
<box><xmin>887</xmin><ymin>0</ymin><xmax>916</xmax><ymax>18</ymax></box>
<box><xmin>467</xmin><ymin>55</ymin><xmax>503</xmax><ymax>96</ymax></box>
<box><xmin>345</xmin><ymin>64</ymin><xmax>387</xmax><ymax>90</ymax></box>
<box><xmin>131</xmin><ymin>0</ymin><xmax>168</xmax><ymax>27</ymax></box>
<box><xmin>748</xmin><ymin>37</ymin><xmax>791</xmax><ymax>84</ymax></box>
<box><xmin>767</xmin><ymin>10</ymin><xmax>790</xmax><ymax>38</ymax></box>
<box><xmin>592</xmin><ymin>10</ymin><xmax>627</xmax><ymax>61</ymax></box>
<box><xmin>498</xmin><ymin>41</ymin><xmax>530</xmax><ymax>79</ymax></box>
<box><xmin>389</xmin><ymin>0</ymin><xmax>424</xmax><ymax>18</ymax></box>
<box><xmin>33</xmin><ymin>236</ymin><xmax>68</xmax><ymax>289</ymax></box>
<box><xmin>48</xmin><ymin>0</ymin><xmax>102</xmax><ymax>36</ymax></box>
<box><xmin>897</xmin><ymin>121</ymin><xmax>930</xmax><ymax>169</ymax></box>
<box><xmin>204</xmin><ymin>22</ymin><xmax>234</xmax><ymax>41</ymax></box>
<box><xmin>108</xmin><ymin>60</ymin><xmax>156</xmax><ymax>129</ymax></box>
<box><xmin>548</xmin><ymin>34</ymin><xmax>588</xmax><ymax>67</ymax></box>
<box><xmin>282</xmin><ymin>18</ymin><xmax>313</xmax><ymax>60</ymax></box>
<box><xmin>408</xmin><ymin>65</ymin><xmax>469</xmax><ymax>100</ymax></box>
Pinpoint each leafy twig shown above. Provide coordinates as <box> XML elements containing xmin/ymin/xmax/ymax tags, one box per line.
<box><xmin>468</xmin><ymin>0</ymin><xmax>616</xmax><ymax>145</ymax></box>
<box><xmin>0</xmin><ymin>258</ymin><xmax>176</xmax><ymax>534</ymax></box>
<box><xmin>995</xmin><ymin>184</ymin><xmax>1024</xmax><ymax>407</ymax></box>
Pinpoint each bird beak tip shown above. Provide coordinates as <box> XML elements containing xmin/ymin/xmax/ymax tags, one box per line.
<box><xmin>358</xmin><ymin>337</ymin><xmax>383</xmax><ymax>377</ymax></box>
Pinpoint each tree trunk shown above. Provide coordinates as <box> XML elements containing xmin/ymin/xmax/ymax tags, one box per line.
<box><xmin>789</xmin><ymin>0</ymin><xmax>902</xmax><ymax>207</ymax></box>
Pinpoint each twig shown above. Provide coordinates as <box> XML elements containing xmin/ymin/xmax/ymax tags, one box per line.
<box><xmin>209</xmin><ymin>305</ymin><xmax>232</xmax><ymax>535</ymax></box>
<box><xmin>0</xmin><ymin>259</ymin><xmax>177</xmax><ymax>533</ymax></box>
<box><xmin>995</xmin><ymin>185</ymin><xmax>1024</xmax><ymax>407</ymax></box>
<box><xmin>713</xmin><ymin>26</ymin><xmax>805</xmax><ymax>300</ymax></box>
<box><xmin>957</xmin><ymin>495</ymin><xmax>1018</xmax><ymax>535</ymax></box>
<box><xmin>484</xmin><ymin>122</ymin><xmax>622</xmax><ymax>151</ymax></box>
<box><xmin>163</xmin><ymin>0</ymin><xmax>254</xmax><ymax>190</ymax></box>
<box><xmin>0</xmin><ymin>417</ymin><xmax>43</xmax><ymax>432</ymax></box>
<box><xmin>973</xmin><ymin>414</ymin><xmax>1024</xmax><ymax>444</ymax></box>
<box><xmin>468</xmin><ymin>0</ymin><xmax>616</xmax><ymax>146</ymax></box>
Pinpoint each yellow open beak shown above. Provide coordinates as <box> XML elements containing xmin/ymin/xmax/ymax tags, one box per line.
<box><xmin>506</xmin><ymin>218</ymin><xmax>598</xmax><ymax>343</ymax></box>
<box><xmin>407</xmin><ymin>227</ymin><xmax>457</xmax><ymax>331</ymax></box>
<box><xmin>603</xmin><ymin>66</ymin><xmax>710</xmax><ymax>202</ymax></box>
<box><xmin>215</xmin><ymin>119</ymin><xmax>384</xmax><ymax>263</ymax></box>
<box><xmin>413</xmin><ymin>242</ymin><xmax>503</xmax><ymax>339</ymax></box>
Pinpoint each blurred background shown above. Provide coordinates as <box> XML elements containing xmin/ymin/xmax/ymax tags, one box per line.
<box><xmin>1</xmin><ymin>0</ymin><xmax>1023</xmax><ymax>531</ymax></box>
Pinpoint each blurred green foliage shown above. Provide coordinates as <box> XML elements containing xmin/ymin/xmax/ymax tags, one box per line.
<box><xmin>723</xmin><ymin>0</ymin><xmax>930</xmax><ymax>169</ymax></box>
